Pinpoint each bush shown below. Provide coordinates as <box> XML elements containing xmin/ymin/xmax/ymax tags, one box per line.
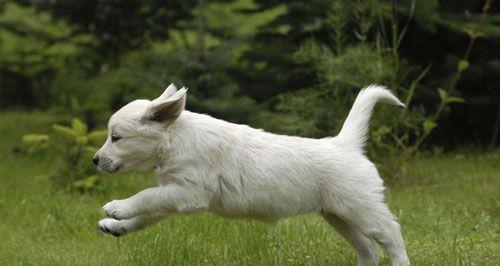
<box><xmin>22</xmin><ymin>118</ymin><xmax>107</xmax><ymax>192</ymax></box>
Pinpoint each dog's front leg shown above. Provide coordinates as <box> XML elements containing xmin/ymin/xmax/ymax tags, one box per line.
<box><xmin>103</xmin><ymin>184</ymin><xmax>208</xmax><ymax>220</ymax></box>
<box><xmin>98</xmin><ymin>213</ymin><xmax>166</xmax><ymax>237</ymax></box>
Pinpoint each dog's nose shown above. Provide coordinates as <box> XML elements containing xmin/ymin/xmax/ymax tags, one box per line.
<box><xmin>93</xmin><ymin>156</ymin><xmax>99</xmax><ymax>166</ymax></box>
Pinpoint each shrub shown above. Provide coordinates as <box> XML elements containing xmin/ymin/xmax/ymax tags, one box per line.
<box><xmin>22</xmin><ymin>118</ymin><xmax>106</xmax><ymax>192</ymax></box>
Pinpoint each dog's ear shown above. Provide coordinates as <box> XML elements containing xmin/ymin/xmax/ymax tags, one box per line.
<box><xmin>156</xmin><ymin>83</ymin><xmax>178</xmax><ymax>101</ymax></box>
<box><xmin>145</xmin><ymin>87</ymin><xmax>187</xmax><ymax>123</ymax></box>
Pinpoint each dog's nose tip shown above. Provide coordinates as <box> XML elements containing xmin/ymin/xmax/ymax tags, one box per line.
<box><xmin>93</xmin><ymin>156</ymin><xmax>99</xmax><ymax>166</ymax></box>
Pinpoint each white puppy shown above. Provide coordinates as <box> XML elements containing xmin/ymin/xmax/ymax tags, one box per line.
<box><xmin>94</xmin><ymin>84</ymin><xmax>410</xmax><ymax>266</ymax></box>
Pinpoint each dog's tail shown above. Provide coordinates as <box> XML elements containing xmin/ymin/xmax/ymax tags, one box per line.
<box><xmin>335</xmin><ymin>85</ymin><xmax>404</xmax><ymax>151</ymax></box>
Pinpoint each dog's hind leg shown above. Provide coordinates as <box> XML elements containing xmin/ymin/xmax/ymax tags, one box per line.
<box><xmin>323</xmin><ymin>213</ymin><xmax>380</xmax><ymax>266</ymax></box>
<box><xmin>364</xmin><ymin>214</ymin><xmax>409</xmax><ymax>266</ymax></box>
<box><xmin>328</xmin><ymin>200</ymin><xmax>409</xmax><ymax>266</ymax></box>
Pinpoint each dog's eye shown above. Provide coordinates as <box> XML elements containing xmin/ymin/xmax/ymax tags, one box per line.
<box><xmin>111</xmin><ymin>135</ymin><xmax>122</xmax><ymax>143</ymax></box>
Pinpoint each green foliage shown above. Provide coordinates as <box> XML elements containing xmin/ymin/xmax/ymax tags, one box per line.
<box><xmin>22</xmin><ymin>118</ymin><xmax>107</xmax><ymax>192</ymax></box>
<box><xmin>0</xmin><ymin>2</ymin><xmax>98</xmax><ymax>109</ymax></box>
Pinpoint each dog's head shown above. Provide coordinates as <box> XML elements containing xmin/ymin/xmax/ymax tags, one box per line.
<box><xmin>93</xmin><ymin>84</ymin><xmax>187</xmax><ymax>173</ymax></box>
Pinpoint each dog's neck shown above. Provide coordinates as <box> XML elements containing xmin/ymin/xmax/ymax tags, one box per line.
<box><xmin>154</xmin><ymin>110</ymin><xmax>241</xmax><ymax>176</ymax></box>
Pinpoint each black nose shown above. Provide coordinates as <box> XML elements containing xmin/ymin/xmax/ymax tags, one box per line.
<box><xmin>93</xmin><ymin>156</ymin><xmax>99</xmax><ymax>165</ymax></box>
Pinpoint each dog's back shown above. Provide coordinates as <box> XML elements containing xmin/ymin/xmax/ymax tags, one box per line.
<box><xmin>165</xmin><ymin>86</ymin><xmax>403</xmax><ymax>221</ymax></box>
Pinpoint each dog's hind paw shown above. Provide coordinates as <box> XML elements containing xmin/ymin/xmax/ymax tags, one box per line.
<box><xmin>97</xmin><ymin>218</ymin><xmax>127</xmax><ymax>237</ymax></box>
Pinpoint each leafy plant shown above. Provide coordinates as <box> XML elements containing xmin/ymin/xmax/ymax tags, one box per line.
<box><xmin>374</xmin><ymin>0</ymin><xmax>491</xmax><ymax>154</ymax></box>
<box><xmin>22</xmin><ymin>118</ymin><xmax>107</xmax><ymax>192</ymax></box>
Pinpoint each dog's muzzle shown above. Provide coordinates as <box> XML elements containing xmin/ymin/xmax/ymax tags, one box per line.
<box><xmin>93</xmin><ymin>156</ymin><xmax>120</xmax><ymax>173</ymax></box>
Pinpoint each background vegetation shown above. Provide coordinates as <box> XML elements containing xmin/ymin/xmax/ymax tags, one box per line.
<box><xmin>1</xmin><ymin>0</ymin><xmax>498</xmax><ymax>148</ymax></box>
<box><xmin>0</xmin><ymin>0</ymin><xmax>498</xmax><ymax>265</ymax></box>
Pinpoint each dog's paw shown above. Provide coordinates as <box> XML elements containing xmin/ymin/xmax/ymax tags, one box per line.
<box><xmin>103</xmin><ymin>199</ymin><xmax>134</xmax><ymax>220</ymax></box>
<box><xmin>97</xmin><ymin>218</ymin><xmax>127</xmax><ymax>237</ymax></box>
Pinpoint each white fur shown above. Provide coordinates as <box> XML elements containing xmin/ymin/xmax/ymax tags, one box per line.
<box><xmin>95</xmin><ymin>84</ymin><xmax>410</xmax><ymax>266</ymax></box>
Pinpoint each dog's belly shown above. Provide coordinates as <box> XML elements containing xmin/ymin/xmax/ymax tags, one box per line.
<box><xmin>208</xmin><ymin>175</ymin><xmax>323</xmax><ymax>221</ymax></box>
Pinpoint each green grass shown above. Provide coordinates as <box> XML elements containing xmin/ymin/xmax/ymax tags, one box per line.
<box><xmin>0</xmin><ymin>112</ymin><xmax>498</xmax><ymax>265</ymax></box>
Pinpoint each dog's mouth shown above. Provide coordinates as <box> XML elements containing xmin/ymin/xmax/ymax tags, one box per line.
<box><xmin>110</xmin><ymin>165</ymin><xmax>121</xmax><ymax>173</ymax></box>
<box><xmin>97</xmin><ymin>164</ymin><xmax>121</xmax><ymax>174</ymax></box>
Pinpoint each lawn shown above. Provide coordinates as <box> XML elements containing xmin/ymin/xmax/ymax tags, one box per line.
<box><xmin>0</xmin><ymin>112</ymin><xmax>498</xmax><ymax>265</ymax></box>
